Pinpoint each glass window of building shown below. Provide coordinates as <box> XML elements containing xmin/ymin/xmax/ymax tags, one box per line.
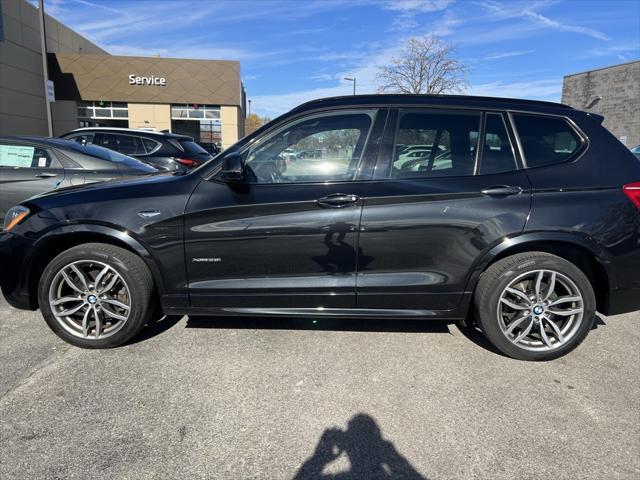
<box><xmin>78</xmin><ymin>101</ymin><xmax>129</xmax><ymax>120</ymax></box>
<box><xmin>171</xmin><ymin>104</ymin><xmax>222</xmax><ymax>146</ymax></box>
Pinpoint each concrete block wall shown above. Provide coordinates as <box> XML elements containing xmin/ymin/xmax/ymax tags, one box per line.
<box><xmin>0</xmin><ymin>0</ymin><xmax>106</xmax><ymax>136</ymax></box>
<box><xmin>562</xmin><ymin>61</ymin><xmax>640</xmax><ymax>148</ymax></box>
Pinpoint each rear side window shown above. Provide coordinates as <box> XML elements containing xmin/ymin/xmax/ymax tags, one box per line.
<box><xmin>0</xmin><ymin>144</ymin><xmax>56</xmax><ymax>168</ymax></box>
<box><xmin>480</xmin><ymin>113</ymin><xmax>517</xmax><ymax>175</ymax></box>
<box><xmin>179</xmin><ymin>140</ymin><xmax>209</xmax><ymax>155</ymax></box>
<box><xmin>392</xmin><ymin>109</ymin><xmax>480</xmax><ymax>178</ymax></box>
<box><xmin>513</xmin><ymin>114</ymin><xmax>583</xmax><ymax>168</ymax></box>
<box><xmin>99</xmin><ymin>134</ymin><xmax>146</xmax><ymax>155</ymax></box>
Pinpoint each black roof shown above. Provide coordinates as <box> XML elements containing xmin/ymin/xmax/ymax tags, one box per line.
<box><xmin>289</xmin><ymin>94</ymin><xmax>574</xmax><ymax>114</ymax></box>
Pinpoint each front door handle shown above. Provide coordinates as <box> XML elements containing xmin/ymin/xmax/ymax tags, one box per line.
<box><xmin>317</xmin><ymin>193</ymin><xmax>360</xmax><ymax>208</ymax></box>
<box><xmin>35</xmin><ymin>172</ymin><xmax>57</xmax><ymax>178</ymax></box>
<box><xmin>481</xmin><ymin>185</ymin><xmax>523</xmax><ymax>196</ymax></box>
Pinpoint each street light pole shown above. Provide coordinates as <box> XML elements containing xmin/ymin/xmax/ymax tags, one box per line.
<box><xmin>38</xmin><ymin>0</ymin><xmax>53</xmax><ymax>136</ymax></box>
<box><xmin>248</xmin><ymin>99</ymin><xmax>252</xmax><ymax>117</ymax></box>
<box><xmin>344</xmin><ymin>77</ymin><xmax>356</xmax><ymax>95</ymax></box>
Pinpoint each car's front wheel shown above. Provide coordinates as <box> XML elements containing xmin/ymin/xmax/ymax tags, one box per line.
<box><xmin>38</xmin><ymin>243</ymin><xmax>154</xmax><ymax>348</ymax></box>
<box><xmin>474</xmin><ymin>252</ymin><xmax>596</xmax><ymax>361</ymax></box>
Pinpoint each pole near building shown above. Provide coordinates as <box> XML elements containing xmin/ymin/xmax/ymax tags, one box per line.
<box><xmin>38</xmin><ymin>0</ymin><xmax>53</xmax><ymax>136</ymax></box>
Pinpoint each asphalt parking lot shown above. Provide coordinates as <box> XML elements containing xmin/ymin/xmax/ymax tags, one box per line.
<box><xmin>1</xmin><ymin>295</ymin><xmax>638</xmax><ymax>480</ymax></box>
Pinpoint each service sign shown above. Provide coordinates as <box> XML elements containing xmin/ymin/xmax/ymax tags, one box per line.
<box><xmin>128</xmin><ymin>74</ymin><xmax>166</xmax><ymax>86</ymax></box>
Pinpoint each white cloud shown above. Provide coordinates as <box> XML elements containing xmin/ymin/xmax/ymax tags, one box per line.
<box><xmin>468</xmin><ymin>78</ymin><xmax>562</xmax><ymax>100</ymax></box>
<box><xmin>473</xmin><ymin>2</ymin><xmax>610</xmax><ymax>41</ymax></box>
<box><xmin>383</xmin><ymin>0</ymin><xmax>454</xmax><ymax>13</ymax></box>
<box><xmin>485</xmin><ymin>49</ymin><xmax>535</xmax><ymax>60</ymax></box>
<box><xmin>384</xmin><ymin>0</ymin><xmax>454</xmax><ymax>32</ymax></box>
<box><xmin>582</xmin><ymin>44</ymin><xmax>640</xmax><ymax>59</ymax></box>
<box><xmin>521</xmin><ymin>9</ymin><xmax>610</xmax><ymax>41</ymax></box>
<box><xmin>308</xmin><ymin>73</ymin><xmax>336</xmax><ymax>82</ymax></box>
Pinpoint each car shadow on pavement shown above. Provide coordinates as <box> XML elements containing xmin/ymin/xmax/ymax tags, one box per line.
<box><xmin>456</xmin><ymin>314</ymin><xmax>608</xmax><ymax>358</ymax></box>
<box><xmin>125</xmin><ymin>315</ymin><xmax>184</xmax><ymax>345</ymax></box>
<box><xmin>184</xmin><ymin>315</ymin><xmax>453</xmax><ymax>334</ymax></box>
<box><xmin>292</xmin><ymin>413</ymin><xmax>428</xmax><ymax>480</ymax></box>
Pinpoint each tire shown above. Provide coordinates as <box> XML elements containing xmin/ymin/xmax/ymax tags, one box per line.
<box><xmin>38</xmin><ymin>243</ymin><xmax>154</xmax><ymax>349</ymax></box>
<box><xmin>474</xmin><ymin>252</ymin><xmax>596</xmax><ymax>361</ymax></box>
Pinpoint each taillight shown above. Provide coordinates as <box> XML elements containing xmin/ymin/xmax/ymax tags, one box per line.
<box><xmin>623</xmin><ymin>182</ymin><xmax>640</xmax><ymax>209</ymax></box>
<box><xmin>175</xmin><ymin>158</ymin><xmax>197</xmax><ymax>168</ymax></box>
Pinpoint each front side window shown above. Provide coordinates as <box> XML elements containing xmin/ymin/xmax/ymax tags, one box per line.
<box><xmin>244</xmin><ymin>110</ymin><xmax>375</xmax><ymax>184</ymax></box>
<box><xmin>513</xmin><ymin>114</ymin><xmax>583</xmax><ymax>168</ymax></box>
<box><xmin>480</xmin><ymin>113</ymin><xmax>518</xmax><ymax>175</ymax></box>
<box><xmin>0</xmin><ymin>144</ymin><xmax>54</xmax><ymax>168</ymax></box>
<box><xmin>99</xmin><ymin>134</ymin><xmax>146</xmax><ymax>155</ymax></box>
<box><xmin>392</xmin><ymin>110</ymin><xmax>480</xmax><ymax>178</ymax></box>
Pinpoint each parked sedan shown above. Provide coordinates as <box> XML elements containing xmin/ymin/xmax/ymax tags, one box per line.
<box><xmin>0</xmin><ymin>136</ymin><xmax>156</xmax><ymax>218</ymax></box>
<box><xmin>61</xmin><ymin>128</ymin><xmax>212</xmax><ymax>171</ymax></box>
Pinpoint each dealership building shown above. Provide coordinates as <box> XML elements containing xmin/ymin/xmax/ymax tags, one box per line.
<box><xmin>0</xmin><ymin>0</ymin><xmax>246</xmax><ymax>148</ymax></box>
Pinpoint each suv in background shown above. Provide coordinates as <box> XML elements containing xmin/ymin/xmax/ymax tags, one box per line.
<box><xmin>3</xmin><ymin>94</ymin><xmax>639</xmax><ymax>360</ymax></box>
<box><xmin>61</xmin><ymin>128</ymin><xmax>212</xmax><ymax>171</ymax></box>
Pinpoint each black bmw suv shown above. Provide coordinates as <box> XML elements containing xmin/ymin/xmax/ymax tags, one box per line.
<box><xmin>2</xmin><ymin>95</ymin><xmax>639</xmax><ymax>360</ymax></box>
<box><xmin>61</xmin><ymin>128</ymin><xmax>212</xmax><ymax>171</ymax></box>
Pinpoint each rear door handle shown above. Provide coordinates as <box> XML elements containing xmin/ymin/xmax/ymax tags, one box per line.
<box><xmin>35</xmin><ymin>172</ymin><xmax>58</xmax><ymax>178</ymax></box>
<box><xmin>481</xmin><ymin>185</ymin><xmax>523</xmax><ymax>196</ymax></box>
<box><xmin>317</xmin><ymin>193</ymin><xmax>360</xmax><ymax>208</ymax></box>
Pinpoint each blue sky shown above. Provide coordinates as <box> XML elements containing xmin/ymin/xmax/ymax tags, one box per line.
<box><xmin>43</xmin><ymin>0</ymin><xmax>640</xmax><ymax>118</ymax></box>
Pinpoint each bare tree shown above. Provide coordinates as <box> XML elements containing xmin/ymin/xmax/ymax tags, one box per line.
<box><xmin>377</xmin><ymin>36</ymin><xmax>468</xmax><ymax>94</ymax></box>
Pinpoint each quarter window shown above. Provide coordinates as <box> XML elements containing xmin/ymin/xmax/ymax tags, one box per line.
<box><xmin>513</xmin><ymin>114</ymin><xmax>582</xmax><ymax>168</ymax></box>
<box><xmin>392</xmin><ymin>110</ymin><xmax>480</xmax><ymax>178</ymax></box>
<box><xmin>480</xmin><ymin>113</ymin><xmax>517</xmax><ymax>175</ymax></box>
<box><xmin>244</xmin><ymin>110</ymin><xmax>375</xmax><ymax>184</ymax></box>
<box><xmin>142</xmin><ymin>138</ymin><xmax>160</xmax><ymax>154</ymax></box>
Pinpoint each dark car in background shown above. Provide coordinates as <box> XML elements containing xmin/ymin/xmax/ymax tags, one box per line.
<box><xmin>0</xmin><ymin>136</ymin><xmax>156</xmax><ymax>218</ymax></box>
<box><xmin>61</xmin><ymin>128</ymin><xmax>212</xmax><ymax>171</ymax></box>
<box><xmin>2</xmin><ymin>95</ymin><xmax>639</xmax><ymax>361</ymax></box>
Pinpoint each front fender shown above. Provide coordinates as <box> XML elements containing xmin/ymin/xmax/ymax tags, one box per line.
<box><xmin>24</xmin><ymin>223</ymin><xmax>168</xmax><ymax>302</ymax></box>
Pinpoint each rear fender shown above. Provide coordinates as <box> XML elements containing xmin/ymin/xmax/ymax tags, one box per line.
<box><xmin>464</xmin><ymin>231</ymin><xmax>616</xmax><ymax>293</ymax></box>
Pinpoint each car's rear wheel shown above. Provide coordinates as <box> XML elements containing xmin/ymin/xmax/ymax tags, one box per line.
<box><xmin>475</xmin><ymin>252</ymin><xmax>596</xmax><ymax>361</ymax></box>
<box><xmin>38</xmin><ymin>243</ymin><xmax>154</xmax><ymax>348</ymax></box>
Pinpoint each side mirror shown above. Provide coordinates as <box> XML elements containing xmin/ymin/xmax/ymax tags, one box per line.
<box><xmin>221</xmin><ymin>152</ymin><xmax>243</xmax><ymax>182</ymax></box>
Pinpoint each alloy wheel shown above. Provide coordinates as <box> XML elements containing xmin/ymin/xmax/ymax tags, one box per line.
<box><xmin>48</xmin><ymin>260</ymin><xmax>131</xmax><ymax>340</ymax></box>
<box><xmin>496</xmin><ymin>269</ymin><xmax>584</xmax><ymax>352</ymax></box>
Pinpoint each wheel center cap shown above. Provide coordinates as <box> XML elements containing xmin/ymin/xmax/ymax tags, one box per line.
<box><xmin>87</xmin><ymin>295</ymin><xmax>98</xmax><ymax>304</ymax></box>
<box><xmin>533</xmin><ymin>305</ymin><xmax>544</xmax><ymax>315</ymax></box>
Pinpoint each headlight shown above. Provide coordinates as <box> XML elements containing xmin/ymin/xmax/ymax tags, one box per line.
<box><xmin>3</xmin><ymin>206</ymin><xmax>30</xmax><ymax>232</ymax></box>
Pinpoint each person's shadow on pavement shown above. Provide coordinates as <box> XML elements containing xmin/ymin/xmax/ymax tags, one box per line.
<box><xmin>292</xmin><ymin>414</ymin><xmax>428</xmax><ymax>480</ymax></box>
